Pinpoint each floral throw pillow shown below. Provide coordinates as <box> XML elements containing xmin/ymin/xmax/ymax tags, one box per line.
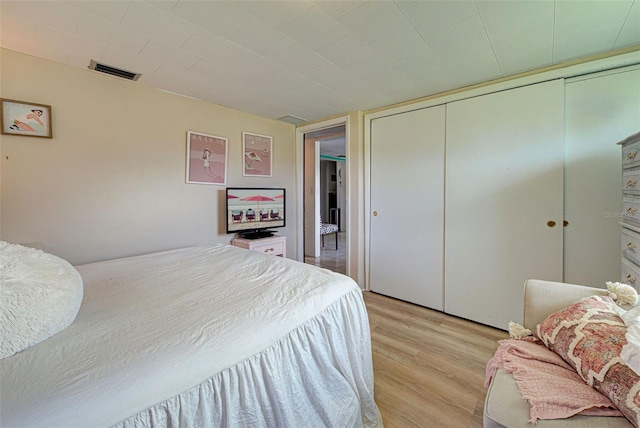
<box><xmin>536</xmin><ymin>295</ymin><xmax>640</xmax><ymax>427</ymax></box>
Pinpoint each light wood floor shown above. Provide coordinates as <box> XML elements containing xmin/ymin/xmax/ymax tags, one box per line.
<box><xmin>363</xmin><ymin>291</ymin><xmax>509</xmax><ymax>428</ymax></box>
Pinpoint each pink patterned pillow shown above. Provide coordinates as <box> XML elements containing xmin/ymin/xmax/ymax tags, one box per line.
<box><xmin>536</xmin><ymin>295</ymin><xmax>640</xmax><ymax>427</ymax></box>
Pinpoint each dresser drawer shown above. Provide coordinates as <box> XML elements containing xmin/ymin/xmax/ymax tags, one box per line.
<box><xmin>621</xmin><ymin>257</ymin><xmax>640</xmax><ymax>289</ymax></box>
<box><xmin>622</xmin><ymin>198</ymin><xmax>640</xmax><ymax>226</ymax></box>
<box><xmin>622</xmin><ymin>139</ymin><xmax>640</xmax><ymax>169</ymax></box>
<box><xmin>623</xmin><ymin>170</ymin><xmax>640</xmax><ymax>195</ymax></box>
<box><xmin>622</xmin><ymin>227</ymin><xmax>640</xmax><ymax>266</ymax></box>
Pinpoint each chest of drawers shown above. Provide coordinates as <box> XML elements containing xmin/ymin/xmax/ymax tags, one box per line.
<box><xmin>619</xmin><ymin>131</ymin><xmax>640</xmax><ymax>290</ymax></box>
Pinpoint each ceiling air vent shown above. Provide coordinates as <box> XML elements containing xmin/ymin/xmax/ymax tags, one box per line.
<box><xmin>277</xmin><ymin>115</ymin><xmax>307</xmax><ymax>126</ymax></box>
<box><xmin>88</xmin><ymin>60</ymin><xmax>141</xmax><ymax>81</ymax></box>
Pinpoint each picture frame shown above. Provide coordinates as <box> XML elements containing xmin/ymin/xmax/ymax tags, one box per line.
<box><xmin>242</xmin><ymin>132</ymin><xmax>273</xmax><ymax>177</ymax></box>
<box><xmin>186</xmin><ymin>131</ymin><xmax>228</xmax><ymax>185</ymax></box>
<box><xmin>1</xmin><ymin>98</ymin><xmax>52</xmax><ymax>138</ymax></box>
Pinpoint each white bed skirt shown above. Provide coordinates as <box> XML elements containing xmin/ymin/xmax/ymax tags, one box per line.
<box><xmin>117</xmin><ymin>289</ymin><xmax>381</xmax><ymax>428</ymax></box>
<box><xmin>1</xmin><ymin>245</ymin><xmax>381</xmax><ymax>428</ymax></box>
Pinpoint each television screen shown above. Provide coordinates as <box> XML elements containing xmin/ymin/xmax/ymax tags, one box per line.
<box><xmin>226</xmin><ymin>187</ymin><xmax>285</xmax><ymax>238</ymax></box>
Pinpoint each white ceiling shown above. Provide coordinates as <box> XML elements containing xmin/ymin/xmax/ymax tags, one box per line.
<box><xmin>1</xmin><ymin>1</ymin><xmax>639</xmax><ymax>124</ymax></box>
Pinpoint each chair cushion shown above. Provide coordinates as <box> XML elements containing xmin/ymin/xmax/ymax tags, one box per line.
<box><xmin>484</xmin><ymin>368</ymin><xmax>633</xmax><ymax>427</ymax></box>
<box><xmin>320</xmin><ymin>223</ymin><xmax>339</xmax><ymax>235</ymax></box>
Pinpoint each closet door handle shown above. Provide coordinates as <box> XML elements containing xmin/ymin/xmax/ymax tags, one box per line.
<box><xmin>546</xmin><ymin>220</ymin><xmax>556</xmax><ymax>228</ymax></box>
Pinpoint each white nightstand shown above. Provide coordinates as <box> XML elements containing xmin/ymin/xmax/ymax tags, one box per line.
<box><xmin>231</xmin><ymin>235</ymin><xmax>286</xmax><ymax>258</ymax></box>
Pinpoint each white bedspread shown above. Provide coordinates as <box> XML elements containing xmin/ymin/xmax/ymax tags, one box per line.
<box><xmin>1</xmin><ymin>245</ymin><xmax>379</xmax><ymax>427</ymax></box>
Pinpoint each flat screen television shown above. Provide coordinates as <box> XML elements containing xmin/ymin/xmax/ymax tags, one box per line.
<box><xmin>226</xmin><ymin>187</ymin><xmax>285</xmax><ymax>239</ymax></box>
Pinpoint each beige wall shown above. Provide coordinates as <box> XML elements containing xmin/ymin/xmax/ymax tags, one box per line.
<box><xmin>0</xmin><ymin>49</ymin><xmax>296</xmax><ymax>264</ymax></box>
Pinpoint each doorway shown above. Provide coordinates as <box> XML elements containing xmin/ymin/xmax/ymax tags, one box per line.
<box><xmin>296</xmin><ymin>120</ymin><xmax>348</xmax><ymax>276</ymax></box>
<box><xmin>303</xmin><ymin>125</ymin><xmax>347</xmax><ymax>274</ymax></box>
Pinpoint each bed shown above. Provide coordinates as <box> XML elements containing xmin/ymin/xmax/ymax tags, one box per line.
<box><xmin>0</xmin><ymin>243</ymin><xmax>381</xmax><ymax>427</ymax></box>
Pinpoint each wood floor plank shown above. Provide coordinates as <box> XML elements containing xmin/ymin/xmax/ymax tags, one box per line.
<box><xmin>363</xmin><ymin>290</ymin><xmax>509</xmax><ymax>427</ymax></box>
<box><xmin>412</xmin><ymin>350</ymin><xmax>488</xmax><ymax>400</ymax></box>
<box><xmin>370</xmin><ymin>329</ymin><xmax>420</xmax><ymax>366</ymax></box>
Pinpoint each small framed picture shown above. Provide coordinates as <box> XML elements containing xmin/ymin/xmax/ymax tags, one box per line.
<box><xmin>1</xmin><ymin>98</ymin><xmax>52</xmax><ymax>138</ymax></box>
<box><xmin>243</xmin><ymin>132</ymin><xmax>272</xmax><ymax>177</ymax></box>
<box><xmin>186</xmin><ymin>131</ymin><xmax>228</xmax><ymax>185</ymax></box>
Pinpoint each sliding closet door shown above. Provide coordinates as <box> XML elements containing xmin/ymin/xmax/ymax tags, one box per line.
<box><xmin>369</xmin><ymin>105</ymin><xmax>445</xmax><ymax>310</ymax></box>
<box><xmin>564</xmin><ymin>68</ymin><xmax>640</xmax><ymax>287</ymax></box>
<box><xmin>445</xmin><ymin>80</ymin><xmax>564</xmax><ymax>329</ymax></box>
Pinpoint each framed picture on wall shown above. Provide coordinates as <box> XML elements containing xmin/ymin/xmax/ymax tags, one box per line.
<box><xmin>186</xmin><ymin>131</ymin><xmax>228</xmax><ymax>185</ymax></box>
<box><xmin>242</xmin><ymin>132</ymin><xmax>272</xmax><ymax>177</ymax></box>
<box><xmin>0</xmin><ymin>98</ymin><xmax>52</xmax><ymax>138</ymax></box>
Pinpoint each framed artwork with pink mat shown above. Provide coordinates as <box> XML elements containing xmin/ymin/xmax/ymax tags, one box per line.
<box><xmin>186</xmin><ymin>130</ymin><xmax>227</xmax><ymax>185</ymax></box>
<box><xmin>242</xmin><ymin>132</ymin><xmax>272</xmax><ymax>177</ymax></box>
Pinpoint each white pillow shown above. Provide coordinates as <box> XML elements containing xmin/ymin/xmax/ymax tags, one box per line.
<box><xmin>621</xmin><ymin>305</ymin><xmax>640</xmax><ymax>376</ymax></box>
<box><xmin>0</xmin><ymin>241</ymin><xmax>83</xmax><ymax>359</ymax></box>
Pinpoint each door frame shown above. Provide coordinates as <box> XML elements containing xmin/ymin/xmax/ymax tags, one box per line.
<box><xmin>303</xmin><ymin>139</ymin><xmax>320</xmax><ymax>257</ymax></box>
<box><xmin>296</xmin><ymin>115</ymin><xmax>350</xmax><ymax>276</ymax></box>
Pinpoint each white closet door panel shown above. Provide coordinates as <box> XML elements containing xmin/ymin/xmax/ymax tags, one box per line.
<box><xmin>370</xmin><ymin>105</ymin><xmax>445</xmax><ymax>309</ymax></box>
<box><xmin>564</xmin><ymin>68</ymin><xmax>640</xmax><ymax>287</ymax></box>
<box><xmin>445</xmin><ymin>80</ymin><xmax>564</xmax><ymax>329</ymax></box>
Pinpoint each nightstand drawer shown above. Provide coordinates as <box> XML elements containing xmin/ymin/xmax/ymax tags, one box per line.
<box><xmin>231</xmin><ymin>235</ymin><xmax>286</xmax><ymax>258</ymax></box>
<box><xmin>249</xmin><ymin>240</ymin><xmax>285</xmax><ymax>255</ymax></box>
